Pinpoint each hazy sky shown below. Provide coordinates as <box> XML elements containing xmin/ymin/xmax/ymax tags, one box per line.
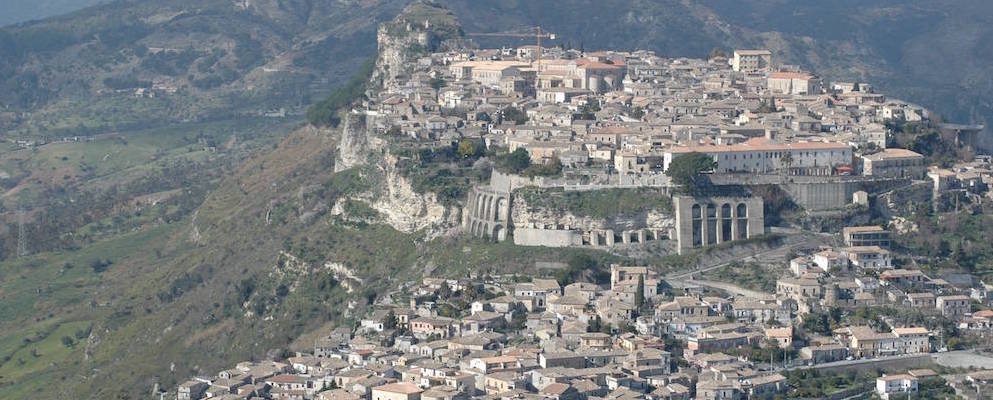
<box><xmin>0</xmin><ymin>0</ymin><xmax>105</xmax><ymax>26</ymax></box>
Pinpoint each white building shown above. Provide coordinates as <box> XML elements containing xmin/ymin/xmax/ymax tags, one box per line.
<box><xmin>842</xmin><ymin>246</ymin><xmax>892</xmax><ymax>269</ymax></box>
<box><xmin>663</xmin><ymin>137</ymin><xmax>852</xmax><ymax>176</ymax></box>
<box><xmin>876</xmin><ymin>375</ymin><xmax>918</xmax><ymax>400</ymax></box>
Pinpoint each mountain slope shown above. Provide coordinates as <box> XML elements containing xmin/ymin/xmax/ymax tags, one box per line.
<box><xmin>0</xmin><ymin>0</ymin><xmax>408</xmax><ymax>137</ymax></box>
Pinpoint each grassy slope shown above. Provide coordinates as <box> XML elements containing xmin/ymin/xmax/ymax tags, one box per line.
<box><xmin>1</xmin><ymin>119</ymin><xmax>632</xmax><ymax>397</ymax></box>
<box><xmin>0</xmin><ymin>0</ymin><xmax>407</xmax><ymax>138</ymax></box>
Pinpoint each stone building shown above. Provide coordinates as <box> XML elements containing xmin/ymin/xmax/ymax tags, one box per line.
<box><xmin>843</xmin><ymin>225</ymin><xmax>891</xmax><ymax>248</ymax></box>
<box><xmin>673</xmin><ymin>195</ymin><xmax>764</xmax><ymax>254</ymax></box>
<box><xmin>731</xmin><ymin>49</ymin><xmax>772</xmax><ymax>72</ymax></box>
<box><xmin>663</xmin><ymin>138</ymin><xmax>852</xmax><ymax>176</ymax></box>
<box><xmin>767</xmin><ymin>72</ymin><xmax>821</xmax><ymax>95</ymax></box>
<box><xmin>862</xmin><ymin>148</ymin><xmax>925</xmax><ymax>179</ymax></box>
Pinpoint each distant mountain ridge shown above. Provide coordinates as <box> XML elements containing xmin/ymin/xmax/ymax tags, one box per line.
<box><xmin>442</xmin><ymin>0</ymin><xmax>993</xmax><ymax>145</ymax></box>
<box><xmin>1</xmin><ymin>0</ymin><xmax>989</xmax><ymax>144</ymax></box>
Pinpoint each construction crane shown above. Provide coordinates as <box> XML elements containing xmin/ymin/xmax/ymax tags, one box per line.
<box><xmin>467</xmin><ymin>27</ymin><xmax>557</xmax><ymax>71</ymax></box>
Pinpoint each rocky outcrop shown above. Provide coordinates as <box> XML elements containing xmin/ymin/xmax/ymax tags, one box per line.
<box><xmin>367</xmin><ymin>152</ymin><xmax>458</xmax><ymax>238</ymax></box>
<box><xmin>336</xmin><ymin>111</ymin><xmax>374</xmax><ymax>173</ymax></box>
<box><xmin>334</xmin><ymin>1</ymin><xmax>464</xmax><ymax>238</ymax></box>
<box><xmin>372</xmin><ymin>0</ymin><xmax>463</xmax><ymax>90</ymax></box>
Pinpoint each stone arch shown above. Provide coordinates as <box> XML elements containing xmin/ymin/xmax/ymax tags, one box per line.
<box><xmin>706</xmin><ymin>203</ymin><xmax>718</xmax><ymax>245</ymax></box>
<box><xmin>493</xmin><ymin>224</ymin><xmax>506</xmax><ymax>241</ymax></box>
<box><xmin>736</xmin><ymin>203</ymin><xmax>748</xmax><ymax>240</ymax></box>
<box><xmin>496</xmin><ymin>197</ymin><xmax>509</xmax><ymax>221</ymax></box>
<box><xmin>721</xmin><ymin>203</ymin><xmax>732</xmax><ymax>242</ymax></box>
<box><xmin>485</xmin><ymin>195</ymin><xmax>494</xmax><ymax>220</ymax></box>
<box><xmin>691</xmin><ymin>204</ymin><xmax>702</xmax><ymax>247</ymax></box>
<box><xmin>481</xmin><ymin>223</ymin><xmax>490</xmax><ymax>239</ymax></box>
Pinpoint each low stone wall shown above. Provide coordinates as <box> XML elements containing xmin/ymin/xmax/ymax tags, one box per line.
<box><xmin>512</xmin><ymin>228</ymin><xmax>583</xmax><ymax>247</ymax></box>
<box><xmin>806</xmin><ymin>354</ymin><xmax>934</xmax><ymax>374</ymax></box>
<box><xmin>512</xmin><ymin>227</ymin><xmax>668</xmax><ymax>248</ymax></box>
<box><xmin>783</xmin><ymin>180</ymin><xmax>860</xmax><ymax>211</ymax></box>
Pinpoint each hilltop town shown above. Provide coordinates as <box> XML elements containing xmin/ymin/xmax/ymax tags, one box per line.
<box><xmin>167</xmin><ymin>3</ymin><xmax>993</xmax><ymax>400</ymax></box>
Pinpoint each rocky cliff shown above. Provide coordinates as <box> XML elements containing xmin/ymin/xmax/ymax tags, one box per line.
<box><xmin>336</xmin><ymin>0</ymin><xmax>464</xmax><ymax>238</ymax></box>
<box><xmin>372</xmin><ymin>0</ymin><xmax>463</xmax><ymax>89</ymax></box>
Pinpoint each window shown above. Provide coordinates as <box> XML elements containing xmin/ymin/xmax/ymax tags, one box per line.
<box><xmin>691</xmin><ymin>204</ymin><xmax>702</xmax><ymax>247</ymax></box>
<box><xmin>736</xmin><ymin>203</ymin><xmax>748</xmax><ymax>239</ymax></box>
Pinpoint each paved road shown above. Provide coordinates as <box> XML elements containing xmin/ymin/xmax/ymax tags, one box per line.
<box><xmin>932</xmin><ymin>348</ymin><xmax>993</xmax><ymax>369</ymax></box>
<box><xmin>669</xmin><ymin>278</ymin><xmax>772</xmax><ymax>299</ymax></box>
<box><xmin>786</xmin><ymin>352</ymin><xmax>931</xmax><ymax>371</ymax></box>
<box><xmin>664</xmin><ymin>229</ymin><xmax>834</xmax><ymax>298</ymax></box>
<box><xmin>664</xmin><ymin>228</ymin><xmax>832</xmax><ymax>280</ymax></box>
<box><xmin>779</xmin><ymin>349</ymin><xmax>993</xmax><ymax>372</ymax></box>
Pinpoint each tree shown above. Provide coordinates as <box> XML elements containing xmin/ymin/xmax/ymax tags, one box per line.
<box><xmin>587</xmin><ymin>316</ymin><xmax>601</xmax><ymax>332</ymax></box>
<box><xmin>437</xmin><ymin>282</ymin><xmax>453</xmax><ymax>299</ymax></box>
<box><xmin>501</xmin><ymin>106</ymin><xmax>528</xmax><ymax>125</ymax></box>
<box><xmin>430</xmin><ymin>77</ymin><xmax>446</xmax><ymax>90</ymax></box>
<box><xmin>709</xmin><ymin>47</ymin><xmax>727</xmax><ymax>59</ymax></box>
<box><xmin>665</xmin><ymin>152</ymin><xmax>716</xmax><ymax>191</ymax></box>
<box><xmin>634</xmin><ymin>274</ymin><xmax>645</xmax><ymax>310</ymax></box>
<box><xmin>457</xmin><ymin>139</ymin><xmax>481</xmax><ymax>159</ymax></box>
<box><xmin>508</xmin><ymin>303</ymin><xmax>527</xmax><ymax>331</ymax></box>
<box><xmin>524</xmin><ymin>156</ymin><xmax>563</xmax><ymax>177</ymax></box>
<box><xmin>501</xmin><ymin>148</ymin><xmax>531</xmax><ymax>173</ymax></box>
<box><xmin>630</xmin><ymin>106</ymin><xmax>645</xmax><ymax>119</ymax></box>
<box><xmin>575</xmin><ymin>99</ymin><xmax>600</xmax><ymax>120</ymax></box>
<box><xmin>382</xmin><ymin>310</ymin><xmax>398</xmax><ymax>330</ymax></box>
<box><xmin>757</xmin><ymin>99</ymin><xmax>775</xmax><ymax>113</ymax></box>
<box><xmin>780</xmin><ymin>152</ymin><xmax>794</xmax><ymax>172</ymax></box>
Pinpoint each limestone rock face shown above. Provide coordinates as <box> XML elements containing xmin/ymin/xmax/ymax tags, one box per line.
<box><xmin>368</xmin><ymin>152</ymin><xmax>459</xmax><ymax>239</ymax></box>
<box><xmin>372</xmin><ymin>0</ymin><xmax>463</xmax><ymax>90</ymax></box>
<box><xmin>336</xmin><ymin>112</ymin><xmax>459</xmax><ymax>238</ymax></box>
<box><xmin>336</xmin><ymin>112</ymin><xmax>371</xmax><ymax>173</ymax></box>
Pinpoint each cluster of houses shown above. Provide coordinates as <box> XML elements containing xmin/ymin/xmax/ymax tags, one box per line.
<box><xmin>175</xmin><ymin>254</ymin><xmax>993</xmax><ymax>400</ymax></box>
<box><xmin>782</xmin><ymin>224</ymin><xmax>993</xmax><ymax>333</ymax></box>
<box><xmin>361</xmin><ymin>42</ymin><xmax>954</xmax><ymax>183</ymax></box>
<box><xmin>176</xmin><ymin>266</ymin><xmax>791</xmax><ymax>400</ymax></box>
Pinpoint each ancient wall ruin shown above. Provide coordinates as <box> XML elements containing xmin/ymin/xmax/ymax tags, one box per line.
<box><xmin>673</xmin><ymin>195</ymin><xmax>765</xmax><ymax>254</ymax></box>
